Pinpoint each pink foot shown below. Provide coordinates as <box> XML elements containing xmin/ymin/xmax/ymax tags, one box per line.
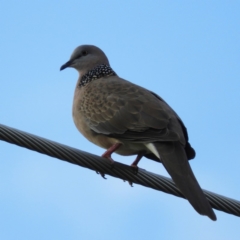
<box><xmin>101</xmin><ymin>143</ymin><xmax>122</xmax><ymax>163</ymax></box>
<box><xmin>98</xmin><ymin>143</ymin><xmax>122</xmax><ymax>179</ymax></box>
<box><xmin>128</xmin><ymin>154</ymin><xmax>143</xmax><ymax>186</ymax></box>
<box><xmin>131</xmin><ymin>154</ymin><xmax>143</xmax><ymax>167</ymax></box>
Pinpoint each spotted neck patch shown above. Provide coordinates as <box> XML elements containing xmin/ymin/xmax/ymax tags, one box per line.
<box><xmin>79</xmin><ymin>64</ymin><xmax>116</xmax><ymax>87</ymax></box>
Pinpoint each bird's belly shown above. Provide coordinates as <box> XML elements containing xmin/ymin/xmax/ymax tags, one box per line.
<box><xmin>72</xmin><ymin>108</ymin><xmax>122</xmax><ymax>149</ymax></box>
<box><xmin>115</xmin><ymin>141</ymin><xmax>148</xmax><ymax>156</ymax></box>
<box><xmin>73</xmin><ymin>115</ymin><xmax>147</xmax><ymax>157</ymax></box>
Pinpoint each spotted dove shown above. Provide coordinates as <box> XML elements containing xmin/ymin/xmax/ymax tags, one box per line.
<box><xmin>60</xmin><ymin>45</ymin><xmax>216</xmax><ymax>221</ymax></box>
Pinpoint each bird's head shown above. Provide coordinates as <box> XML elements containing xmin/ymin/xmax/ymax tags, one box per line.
<box><xmin>60</xmin><ymin>45</ymin><xmax>110</xmax><ymax>75</ymax></box>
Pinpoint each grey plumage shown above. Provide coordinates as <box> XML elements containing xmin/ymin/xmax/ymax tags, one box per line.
<box><xmin>60</xmin><ymin>45</ymin><xmax>216</xmax><ymax>221</ymax></box>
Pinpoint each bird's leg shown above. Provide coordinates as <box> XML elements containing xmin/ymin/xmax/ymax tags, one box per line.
<box><xmin>97</xmin><ymin>143</ymin><xmax>122</xmax><ymax>179</ymax></box>
<box><xmin>127</xmin><ymin>153</ymin><xmax>143</xmax><ymax>187</ymax></box>
<box><xmin>131</xmin><ymin>153</ymin><xmax>143</xmax><ymax>167</ymax></box>
<box><xmin>101</xmin><ymin>143</ymin><xmax>122</xmax><ymax>163</ymax></box>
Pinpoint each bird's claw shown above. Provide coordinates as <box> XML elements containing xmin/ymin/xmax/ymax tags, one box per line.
<box><xmin>123</xmin><ymin>179</ymin><xmax>134</xmax><ymax>187</ymax></box>
<box><xmin>96</xmin><ymin>171</ymin><xmax>107</xmax><ymax>179</ymax></box>
<box><xmin>130</xmin><ymin>164</ymin><xmax>139</xmax><ymax>174</ymax></box>
<box><xmin>128</xmin><ymin>181</ymin><xmax>133</xmax><ymax>187</ymax></box>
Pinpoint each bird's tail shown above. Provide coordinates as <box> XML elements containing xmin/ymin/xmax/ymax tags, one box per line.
<box><xmin>146</xmin><ymin>142</ymin><xmax>216</xmax><ymax>221</ymax></box>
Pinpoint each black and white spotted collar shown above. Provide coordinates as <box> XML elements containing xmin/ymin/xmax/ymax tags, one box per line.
<box><xmin>79</xmin><ymin>64</ymin><xmax>116</xmax><ymax>87</ymax></box>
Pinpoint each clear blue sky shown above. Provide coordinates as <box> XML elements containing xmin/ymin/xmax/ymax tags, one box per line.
<box><xmin>1</xmin><ymin>1</ymin><xmax>240</xmax><ymax>239</ymax></box>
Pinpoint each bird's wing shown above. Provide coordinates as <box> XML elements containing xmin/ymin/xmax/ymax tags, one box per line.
<box><xmin>81</xmin><ymin>76</ymin><xmax>185</xmax><ymax>144</ymax></box>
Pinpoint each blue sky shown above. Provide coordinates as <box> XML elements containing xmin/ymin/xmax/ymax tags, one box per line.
<box><xmin>0</xmin><ymin>1</ymin><xmax>240</xmax><ymax>239</ymax></box>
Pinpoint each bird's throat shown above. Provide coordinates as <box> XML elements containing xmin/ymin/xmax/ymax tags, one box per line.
<box><xmin>79</xmin><ymin>64</ymin><xmax>116</xmax><ymax>88</ymax></box>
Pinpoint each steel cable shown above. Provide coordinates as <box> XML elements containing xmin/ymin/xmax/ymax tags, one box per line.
<box><xmin>0</xmin><ymin>123</ymin><xmax>239</xmax><ymax>217</ymax></box>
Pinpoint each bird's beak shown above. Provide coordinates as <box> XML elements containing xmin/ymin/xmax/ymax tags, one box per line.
<box><xmin>60</xmin><ymin>59</ymin><xmax>74</xmax><ymax>71</ymax></box>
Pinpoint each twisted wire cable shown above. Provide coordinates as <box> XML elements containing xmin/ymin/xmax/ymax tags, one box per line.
<box><xmin>0</xmin><ymin>123</ymin><xmax>239</xmax><ymax>217</ymax></box>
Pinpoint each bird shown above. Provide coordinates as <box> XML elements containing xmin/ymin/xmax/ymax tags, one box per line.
<box><xmin>60</xmin><ymin>44</ymin><xmax>216</xmax><ymax>221</ymax></box>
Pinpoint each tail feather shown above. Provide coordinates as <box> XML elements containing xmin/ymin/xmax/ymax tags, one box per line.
<box><xmin>147</xmin><ymin>142</ymin><xmax>216</xmax><ymax>221</ymax></box>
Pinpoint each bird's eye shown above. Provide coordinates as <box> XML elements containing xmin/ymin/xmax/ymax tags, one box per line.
<box><xmin>82</xmin><ymin>50</ymin><xmax>88</xmax><ymax>56</ymax></box>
